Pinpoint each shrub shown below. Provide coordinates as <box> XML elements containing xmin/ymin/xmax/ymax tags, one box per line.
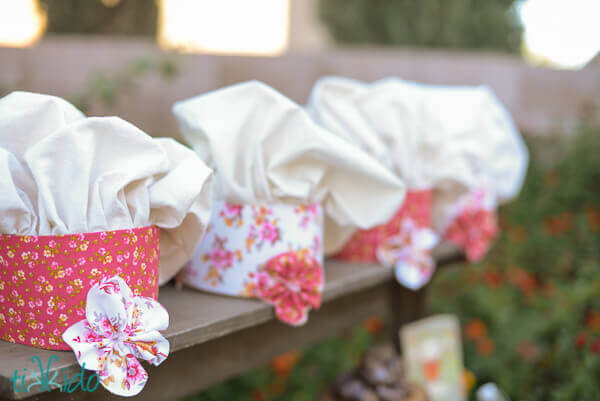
<box><xmin>319</xmin><ymin>0</ymin><xmax>523</xmax><ymax>53</ymax></box>
<box><xmin>431</xmin><ymin>129</ymin><xmax>600</xmax><ymax>401</ymax></box>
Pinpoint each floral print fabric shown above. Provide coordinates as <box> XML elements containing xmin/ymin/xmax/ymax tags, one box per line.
<box><xmin>62</xmin><ymin>276</ymin><xmax>169</xmax><ymax>397</ymax></box>
<box><xmin>336</xmin><ymin>190</ymin><xmax>438</xmax><ymax>290</ymax></box>
<box><xmin>180</xmin><ymin>201</ymin><xmax>324</xmax><ymax>326</ymax></box>
<box><xmin>0</xmin><ymin>227</ymin><xmax>159</xmax><ymax>350</ymax></box>
<box><xmin>444</xmin><ymin>189</ymin><xmax>499</xmax><ymax>262</ymax></box>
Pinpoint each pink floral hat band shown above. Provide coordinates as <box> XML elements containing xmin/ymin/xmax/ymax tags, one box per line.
<box><xmin>179</xmin><ymin>201</ymin><xmax>324</xmax><ymax>326</ymax></box>
<box><xmin>0</xmin><ymin>226</ymin><xmax>160</xmax><ymax>350</ymax></box>
<box><xmin>336</xmin><ymin>190</ymin><xmax>438</xmax><ymax>290</ymax></box>
<box><xmin>443</xmin><ymin>189</ymin><xmax>499</xmax><ymax>262</ymax></box>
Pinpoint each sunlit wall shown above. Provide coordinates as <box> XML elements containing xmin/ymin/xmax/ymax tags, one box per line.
<box><xmin>0</xmin><ymin>0</ymin><xmax>46</xmax><ymax>47</ymax></box>
<box><xmin>158</xmin><ymin>0</ymin><xmax>290</xmax><ymax>56</ymax></box>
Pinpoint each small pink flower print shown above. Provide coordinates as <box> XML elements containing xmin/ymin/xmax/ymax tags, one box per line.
<box><xmin>260</xmin><ymin>221</ymin><xmax>279</xmax><ymax>244</ymax></box>
<box><xmin>209</xmin><ymin>247</ymin><xmax>234</xmax><ymax>269</ymax></box>
<box><xmin>98</xmin><ymin>248</ymin><xmax>106</xmax><ymax>256</ymax></box>
<box><xmin>220</xmin><ymin>203</ymin><xmax>244</xmax><ymax>227</ymax></box>
<box><xmin>100</xmin><ymin>232</ymin><xmax>107</xmax><ymax>240</ymax></box>
<box><xmin>251</xmin><ymin>249</ymin><xmax>323</xmax><ymax>326</ymax></box>
<box><xmin>0</xmin><ymin>226</ymin><xmax>159</xmax><ymax>350</ymax></box>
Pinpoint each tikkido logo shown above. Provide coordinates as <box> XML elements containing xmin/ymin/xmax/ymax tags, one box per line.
<box><xmin>10</xmin><ymin>355</ymin><xmax>100</xmax><ymax>394</ymax></box>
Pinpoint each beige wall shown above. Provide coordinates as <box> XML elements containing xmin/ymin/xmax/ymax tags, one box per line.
<box><xmin>1</xmin><ymin>36</ymin><xmax>599</xmax><ymax>139</ymax></box>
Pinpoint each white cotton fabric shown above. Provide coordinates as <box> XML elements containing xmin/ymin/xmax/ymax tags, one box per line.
<box><xmin>172</xmin><ymin>81</ymin><xmax>406</xmax><ymax>255</ymax></box>
<box><xmin>308</xmin><ymin>76</ymin><xmax>529</xmax><ymax>230</ymax></box>
<box><xmin>0</xmin><ymin>91</ymin><xmax>214</xmax><ymax>285</ymax></box>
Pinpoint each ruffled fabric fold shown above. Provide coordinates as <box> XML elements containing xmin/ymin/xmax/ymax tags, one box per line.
<box><xmin>173</xmin><ymin>81</ymin><xmax>406</xmax><ymax>255</ymax></box>
<box><xmin>0</xmin><ymin>91</ymin><xmax>214</xmax><ymax>284</ymax></box>
<box><xmin>308</xmin><ymin>77</ymin><xmax>528</xmax><ymax>260</ymax></box>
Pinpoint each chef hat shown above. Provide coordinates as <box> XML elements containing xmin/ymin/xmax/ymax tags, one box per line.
<box><xmin>309</xmin><ymin>77</ymin><xmax>528</xmax><ymax>282</ymax></box>
<box><xmin>173</xmin><ymin>81</ymin><xmax>405</xmax><ymax>324</ymax></box>
<box><xmin>0</xmin><ymin>92</ymin><xmax>213</xmax><ymax>350</ymax></box>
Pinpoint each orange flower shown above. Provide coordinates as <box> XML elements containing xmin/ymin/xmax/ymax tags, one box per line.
<box><xmin>507</xmin><ymin>267</ymin><xmax>538</xmax><ymax>297</ymax></box>
<box><xmin>463</xmin><ymin>369</ymin><xmax>476</xmax><ymax>393</ymax></box>
<box><xmin>542</xmin><ymin>212</ymin><xmax>573</xmax><ymax>236</ymax></box>
<box><xmin>465</xmin><ymin>319</ymin><xmax>487</xmax><ymax>340</ymax></box>
<box><xmin>252</xmin><ymin>390</ymin><xmax>265</xmax><ymax>401</ymax></box>
<box><xmin>586</xmin><ymin>311</ymin><xmax>600</xmax><ymax>333</ymax></box>
<box><xmin>586</xmin><ymin>206</ymin><xmax>600</xmax><ymax>232</ymax></box>
<box><xmin>483</xmin><ymin>270</ymin><xmax>503</xmax><ymax>288</ymax></box>
<box><xmin>477</xmin><ymin>338</ymin><xmax>495</xmax><ymax>355</ymax></box>
<box><xmin>270</xmin><ymin>350</ymin><xmax>301</xmax><ymax>377</ymax></box>
<box><xmin>363</xmin><ymin>316</ymin><xmax>385</xmax><ymax>334</ymax></box>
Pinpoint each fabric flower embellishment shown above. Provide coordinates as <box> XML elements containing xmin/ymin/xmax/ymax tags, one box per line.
<box><xmin>444</xmin><ymin>190</ymin><xmax>499</xmax><ymax>262</ymax></box>
<box><xmin>376</xmin><ymin>219</ymin><xmax>438</xmax><ymax>290</ymax></box>
<box><xmin>62</xmin><ymin>276</ymin><xmax>169</xmax><ymax>397</ymax></box>
<box><xmin>250</xmin><ymin>249</ymin><xmax>323</xmax><ymax>326</ymax></box>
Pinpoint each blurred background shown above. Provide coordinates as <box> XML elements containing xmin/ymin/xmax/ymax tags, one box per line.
<box><xmin>1</xmin><ymin>0</ymin><xmax>600</xmax><ymax>138</ymax></box>
<box><xmin>1</xmin><ymin>1</ymin><xmax>599</xmax><ymax>400</ymax></box>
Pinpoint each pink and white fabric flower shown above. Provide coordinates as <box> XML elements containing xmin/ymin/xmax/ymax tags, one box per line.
<box><xmin>62</xmin><ymin>276</ymin><xmax>169</xmax><ymax>397</ymax></box>
<box><xmin>181</xmin><ymin>200</ymin><xmax>324</xmax><ymax>326</ymax></box>
<box><xmin>376</xmin><ymin>219</ymin><xmax>438</xmax><ymax>290</ymax></box>
<box><xmin>443</xmin><ymin>189</ymin><xmax>498</xmax><ymax>262</ymax></box>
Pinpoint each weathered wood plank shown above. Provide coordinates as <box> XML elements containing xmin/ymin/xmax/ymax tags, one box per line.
<box><xmin>0</xmin><ymin>244</ymin><xmax>461</xmax><ymax>401</ymax></box>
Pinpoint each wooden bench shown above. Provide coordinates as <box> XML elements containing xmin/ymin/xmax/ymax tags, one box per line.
<box><xmin>0</xmin><ymin>243</ymin><xmax>462</xmax><ymax>401</ymax></box>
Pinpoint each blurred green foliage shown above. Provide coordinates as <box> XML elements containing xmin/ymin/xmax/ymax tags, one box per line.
<box><xmin>40</xmin><ymin>0</ymin><xmax>157</xmax><ymax>35</ymax></box>
<box><xmin>69</xmin><ymin>56</ymin><xmax>180</xmax><ymax>113</ymax></box>
<box><xmin>319</xmin><ymin>0</ymin><xmax>523</xmax><ymax>52</ymax></box>
<box><xmin>431</xmin><ymin>128</ymin><xmax>600</xmax><ymax>401</ymax></box>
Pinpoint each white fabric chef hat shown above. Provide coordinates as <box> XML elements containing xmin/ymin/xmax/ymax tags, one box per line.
<box><xmin>308</xmin><ymin>76</ymin><xmax>529</xmax><ymax>264</ymax></box>
<box><xmin>0</xmin><ymin>91</ymin><xmax>214</xmax><ymax>284</ymax></box>
<box><xmin>308</xmin><ymin>76</ymin><xmax>529</xmax><ymax>229</ymax></box>
<box><xmin>173</xmin><ymin>81</ymin><xmax>406</xmax><ymax>255</ymax></box>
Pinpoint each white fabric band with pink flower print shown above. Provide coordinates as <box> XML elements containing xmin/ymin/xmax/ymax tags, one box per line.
<box><xmin>62</xmin><ymin>276</ymin><xmax>169</xmax><ymax>397</ymax></box>
<box><xmin>179</xmin><ymin>201</ymin><xmax>324</xmax><ymax>326</ymax></box>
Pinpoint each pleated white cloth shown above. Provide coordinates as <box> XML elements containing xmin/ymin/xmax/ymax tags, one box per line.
<box><xmin>308</xmin><ymin>77</ymin><xmax>529</xmax><ymax>231</ymax></box>
<box><xmin>0</xmin><ymin>91</ymin><xmax>214</xmax><ymax>284</ymax></box>
<box><xmin>172</xmin><ymin>81</ymin><xmax>406</xmax><ymax>254</ymax></box>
